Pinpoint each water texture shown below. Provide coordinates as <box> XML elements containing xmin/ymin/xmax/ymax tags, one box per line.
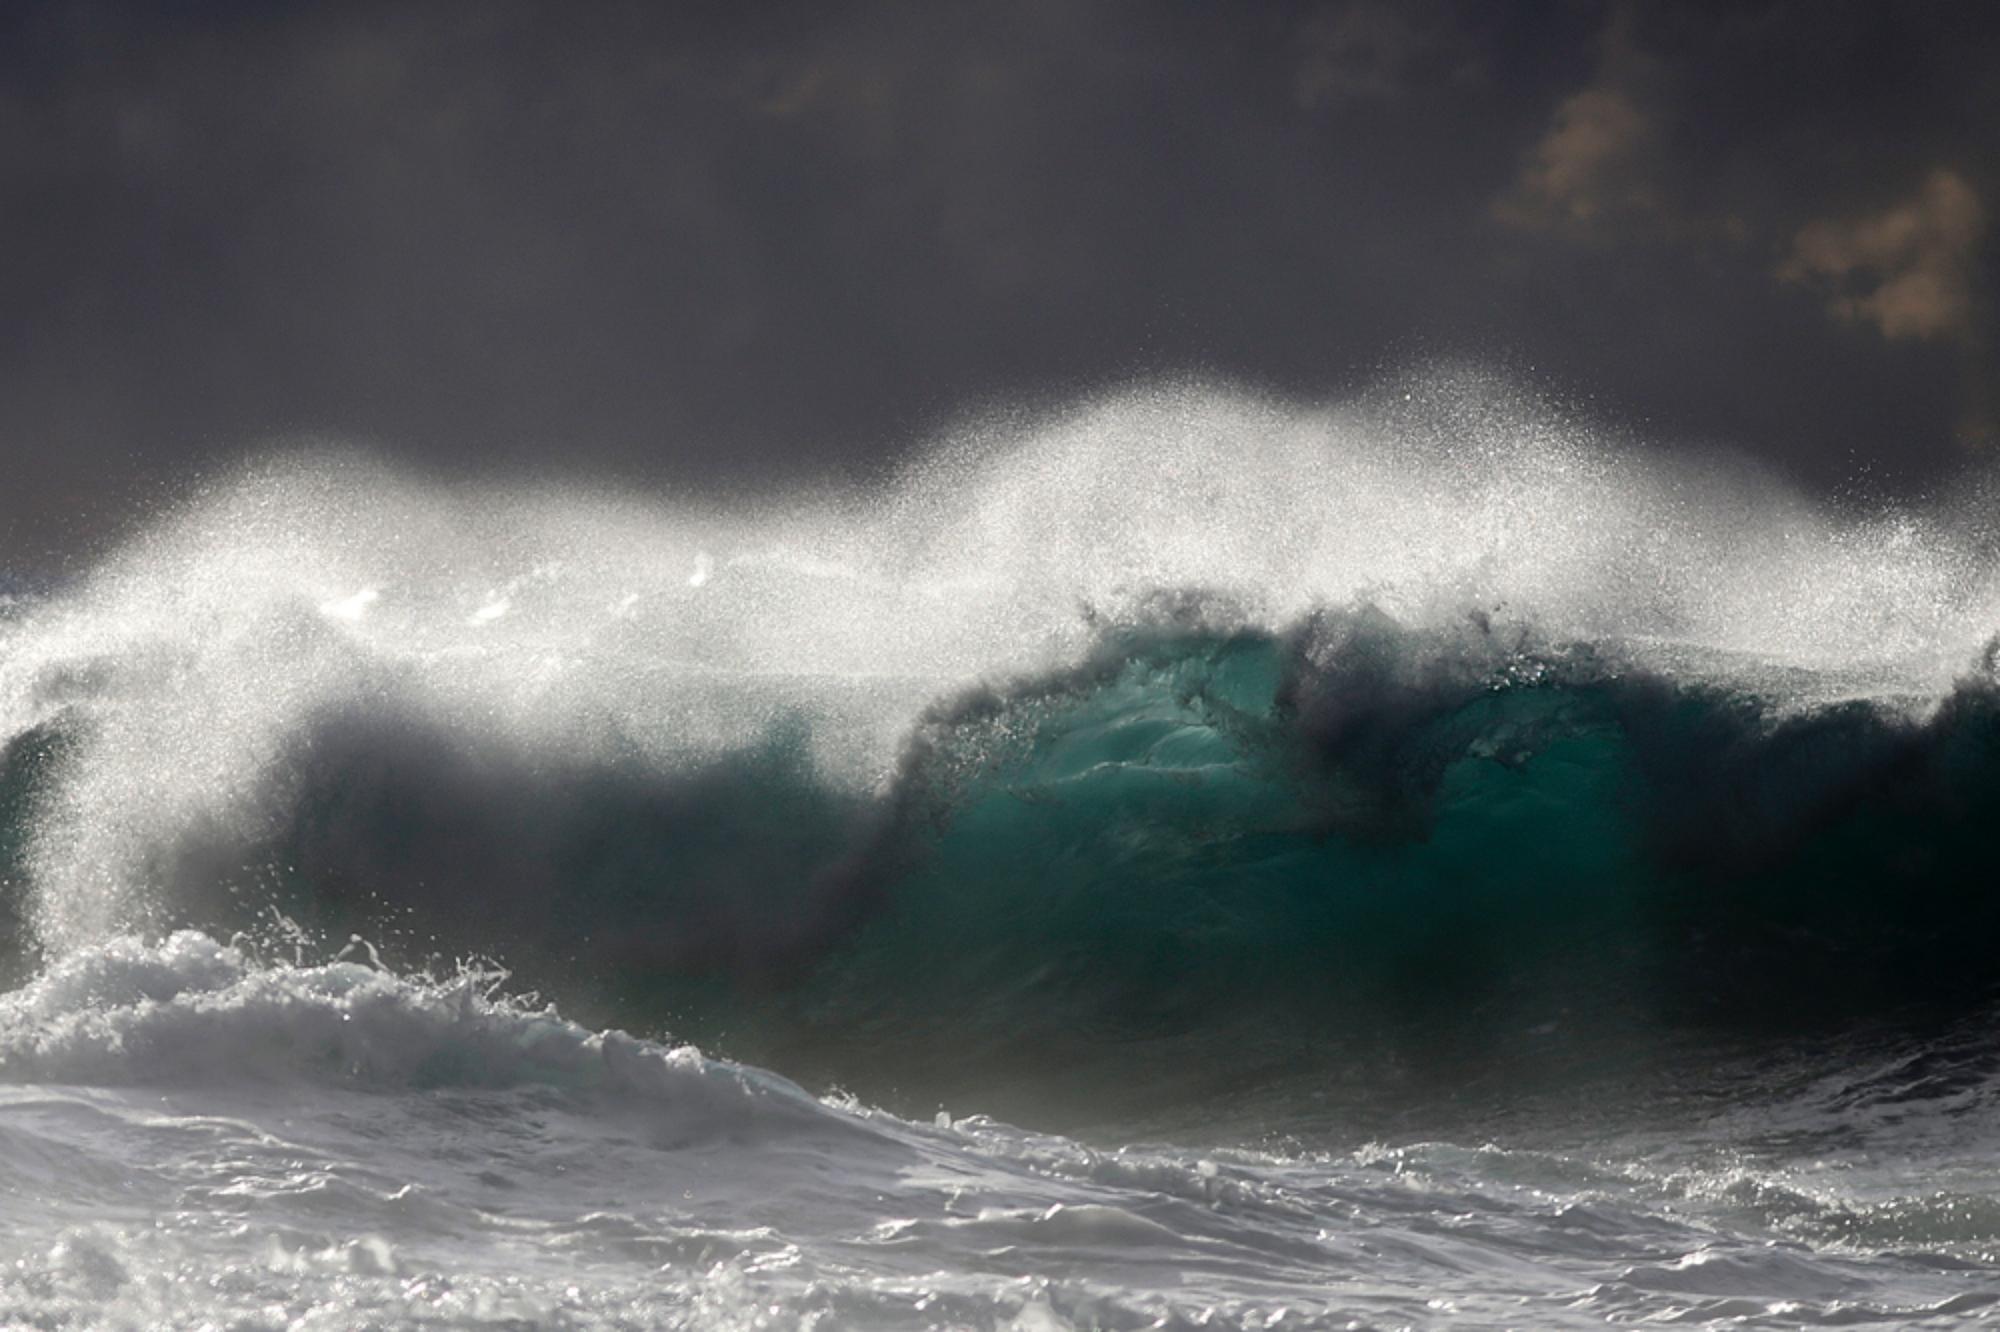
<box><xmin>6</xmin><ymin>376</ymin><xmax>2000</xmax><ymax>1327</ymax></box>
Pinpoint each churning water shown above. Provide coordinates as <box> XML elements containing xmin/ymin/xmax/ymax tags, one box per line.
<box><xmin>7</xmin><ymin>375</ymin><xmax>2000</xmax><ymax>1327</ymax></box>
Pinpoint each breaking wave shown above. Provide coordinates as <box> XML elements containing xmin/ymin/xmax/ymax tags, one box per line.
<box><xmin>6</xmin><ymin>373</ymin><xmax>2000</xmax><ymax>1117</ymax></box>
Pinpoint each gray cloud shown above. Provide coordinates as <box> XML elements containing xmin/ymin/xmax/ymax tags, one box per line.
<box><xmin>1492</xmin><ymin>84</ymin><xmax>1656</xmax><ymax>236</ymax></box>
<box><xmin>1488</xmin><ymin>3</ymin><xmax>1995</xmax><ymax>450</ymax></box>
<box><xmin>1489</xmin><ymin>6</ymin><xmax>1671</xmax><ymax>240</ymax></box>
<box><xmin>1</xmin><ymin>1</ymin><xmax>1997</xmax><ymax>571</ymax></box>
<box><xmin>1779</xmin><ymin>169</ymin><xmax>1986</xmax><ymax>342</ymax></box>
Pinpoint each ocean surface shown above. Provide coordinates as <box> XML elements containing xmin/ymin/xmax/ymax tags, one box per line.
<box><xmin>7</xmin><ymin>378</ymin><xmax>2000</xmax><ymax>1328</ymax></box>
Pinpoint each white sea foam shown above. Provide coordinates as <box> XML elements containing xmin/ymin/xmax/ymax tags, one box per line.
<box><xmin>3</xmin><ymin>933</ymin><xmax>1999</xmax><ymax>1329</ymax></box>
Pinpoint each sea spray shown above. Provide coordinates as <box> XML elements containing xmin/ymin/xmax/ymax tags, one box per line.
<box><xmin>9</xmin><ymin>375</ymin><xmax>2000</xmax><ymax>1326</ymax></box>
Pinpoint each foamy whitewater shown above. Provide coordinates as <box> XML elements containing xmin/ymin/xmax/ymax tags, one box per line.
<box><xmin>8</xmin><ymin>374</ymin><xmax>2000</xmax><ymax>1328</ymax></box>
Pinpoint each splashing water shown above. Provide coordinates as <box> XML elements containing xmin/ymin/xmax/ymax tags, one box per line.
<box><xmin>7</xmin><ymin>372</ymin><xmax>2000</xmax><ymax>1327</ymax></box>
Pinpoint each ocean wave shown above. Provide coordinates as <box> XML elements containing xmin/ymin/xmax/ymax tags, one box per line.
<box><xmin>13</xmin><ymin>382</ymin><xmax>2000</xmax><ymax>1327</ymax></box>
<box><xmin>7</xmin><ymin>382</ymin><xmax>2000</xmax><ymax>1116</ymax></box>
<box><xmin>7</xmin><ymin>605</ymin><xmax>2000</xmax><ymax>1119</ymax></box>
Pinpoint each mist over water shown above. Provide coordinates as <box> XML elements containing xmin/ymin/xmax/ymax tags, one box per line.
<box><xmin>8</xmin><ymin>372</ymin><xmax>2000</xmax><ymax>1327</ymax></box>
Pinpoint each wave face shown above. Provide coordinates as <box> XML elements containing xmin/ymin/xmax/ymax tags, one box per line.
<box><xmin>12</xmin><ymin>374</ymin><xmax>2000</xmax><ymax>1325</ymax></box>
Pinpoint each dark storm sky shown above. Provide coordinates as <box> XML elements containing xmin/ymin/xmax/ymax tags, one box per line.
<box><xmin>3</xmin><ymin>0</ymin><xmax>1996</xmax><ymax>570</ymax></box>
